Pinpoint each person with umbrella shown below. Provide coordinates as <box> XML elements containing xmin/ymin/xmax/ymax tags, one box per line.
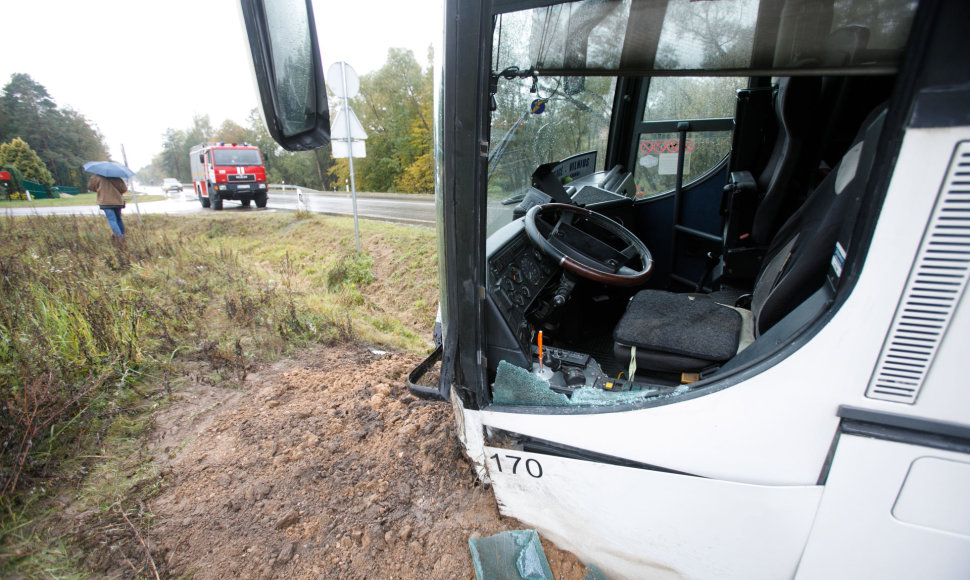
<box><xmin>84</xmin><ymin>161</ymin><xmax>134</xmax><ymax>240</ymax></box>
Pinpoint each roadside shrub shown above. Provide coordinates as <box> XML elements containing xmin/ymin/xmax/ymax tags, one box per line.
<box><xmin>0</xmin><ymin>138</ymin><xmax>53</xmax><ymax>186</ymax></box>
<box><xmin>326</xmin><ymin>251</ymin><xmax>376</xmax><ymax>289</ymax></box>
<box><xmin>1</xmin><ymin>164</ymin><xmax>25</xmax><ymax>198</ymax></box>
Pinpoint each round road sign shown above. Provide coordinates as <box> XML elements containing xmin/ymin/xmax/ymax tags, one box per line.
<box><xmin>327</xmin><ymin>62</ymin><xmax>360</xmax><ymax>99</ymax></box>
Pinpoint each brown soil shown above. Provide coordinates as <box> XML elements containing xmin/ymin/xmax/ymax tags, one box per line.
<box><xmin>141</xmin><ymin>343</ymin><xmax>587</xmax><ymax>579</ymax></box>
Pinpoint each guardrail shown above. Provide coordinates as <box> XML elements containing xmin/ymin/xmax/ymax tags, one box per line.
<box><xmin>268</xmin><ymin>184</ymin><xmax>323</xmax><ymax>192</ymax></box>
<box><xmin>153</xmin><ymin>183</ymin><xmax>432</xmax><ymax>200</ymax></box>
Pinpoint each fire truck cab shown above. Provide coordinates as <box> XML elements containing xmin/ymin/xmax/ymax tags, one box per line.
<box><xmin>189</xmin><ymin>142</ymin><xmax>268</xmax><ymax>210</ymax></box>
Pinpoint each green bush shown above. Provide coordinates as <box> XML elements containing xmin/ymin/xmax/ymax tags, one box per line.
<box><xmin>326</xmin><ymin>251</ymin><xmax>376</xmax><ymax>289</ymax></box>
<box><xmin>0</xmin><ymin>164</ymin><xmax>24</xmax><ymax>198</ymax></box>
<box><xmin>0</xmin><ymin>138</ymin><xmax>53</xmax><ymax>186</ymax></box>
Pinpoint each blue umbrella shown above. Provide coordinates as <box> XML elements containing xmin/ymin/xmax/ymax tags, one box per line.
<box><xmin>83</xmin><ymin>161</ymin><xmax>135</xmax><ymax>179</ymax></box>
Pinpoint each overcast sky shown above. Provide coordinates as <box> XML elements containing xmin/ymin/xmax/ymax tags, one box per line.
<box><xmin>1</xmin><ymin>0</ymin><xmax>442</xmax><ymax>170</ymax></box>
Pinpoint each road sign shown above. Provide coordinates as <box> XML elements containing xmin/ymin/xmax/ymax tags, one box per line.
<box><xmin>332</xmin><ymin>140</ymin><xmax>367</xmax><ymax>158</ymax></box>
<box><xmin>327</xmin><ymin>62</ymin><xmax>360</xmax><ymax>98</ymax></box>
<box><xmin>326</xmin><ymin>61</ymin><xmax>365</xmax><ymax>252</ymax></box>
<box><xmin>331</xmin><ymin>108</ymin><xmax>368</xmax><ymax>141</ymax></box>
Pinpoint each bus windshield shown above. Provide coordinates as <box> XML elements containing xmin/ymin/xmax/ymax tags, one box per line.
<box><xmin>486</xmin><ymin>75</ymin><xmax>616</xmax><ymax>237</ymax></box>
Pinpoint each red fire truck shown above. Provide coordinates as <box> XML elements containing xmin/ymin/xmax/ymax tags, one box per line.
<box><xmin>189</xmin><ymin>142</ymin><xmax>268</xmax><ymax>210</ymax></box>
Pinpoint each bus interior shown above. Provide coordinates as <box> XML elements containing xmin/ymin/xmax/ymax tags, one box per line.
<box><xmin>475</xmin><ymin>0</ymin><xmax>919</xmax><ymax>406</ymax></box>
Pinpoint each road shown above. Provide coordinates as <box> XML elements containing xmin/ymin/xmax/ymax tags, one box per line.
<box><xmin>2</xmin><ymin>188</ymin><xmax>436</xmax><ymax>226</ymax></box>
<box><xmin>268</xmin><ymin>189</ymin><xmax>435</xmax><ymax>225</ymax></box>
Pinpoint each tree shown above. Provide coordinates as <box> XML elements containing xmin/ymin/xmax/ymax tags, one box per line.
<box><xmin>243</xmin><ymin>108</ymin><xmax>283</xmax><ymax>183</ymax></box>
<box><xmin>132</xmin><ymin>47</ymin><xmax>436</xmax><ymax>194</ymax></box>
<box><xmin>213</xmin><ymin>119</ymin><xmax>248</xmax><ymax>145</ymax></box>
<box><xmin>656</xmin><ymin>0</ymin><xmax>755</xmax><ymax>69</ymax></box>
<box><xmin>159</xmin><ymin>128</ymin><xmax>187</xmax><ymax>181</ymax></box>
<box><xmin>149</xmin><ymin>115</ymin><xmax>214</xmax><ymax>182</ymax></box>
<box><xmin>348</xmin><ymin>47</ymin><xmax>434</xmax><ymax>193</ymax></box>
<box><xmin>45</xmin><ymin>108</ymin><xmax>109</xmax><ymax>190</ymax></box>
<box><xmin>0</xmin><ymin>138</ymin><xmax>54</xmax><ymax>186</ymax></box>
<box><xmin>487</xmin><ymin>74</ymin><xmax>615</xmax><ymax>198</ymax></box>
<box><xmin>395</xmin><ymin>149</ymin><xmax>433</xmax><ymax>193</ymax></box>
<box><xmin>0</xmin><ymin>74</ymin><xmax>109</xmax><ymax>187</ymax></box>
<box><xmin>137</xmin><ymin>109</ymin><xmax>336</xmax><ymax>191</ymax></box>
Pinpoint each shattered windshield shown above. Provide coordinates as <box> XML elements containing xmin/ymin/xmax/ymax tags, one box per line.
<box><xmin>486</xmin><ymin>74</ymin><xmax>616</xmax><ymax>236</ymax></box>
<box><xmin>486</xmin><ymin>1</ymin><xmax>621</xmax><ymax>237</ymax></box>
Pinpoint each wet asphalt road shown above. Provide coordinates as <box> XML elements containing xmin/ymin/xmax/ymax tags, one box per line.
<box><xmin>2</xmin><ymin>189</ymin><xmax>435</xmax><ymax>227</ymax></box>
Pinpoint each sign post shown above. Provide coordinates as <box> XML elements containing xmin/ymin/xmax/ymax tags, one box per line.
<box><xmin>120</xmin><ymin>143</ymin><xmax>141</xmax><ymax>221</ymax></box>
<box><xmin>327</xmin><ymin>61</ymin><xmax>367</xmax><ymax>253</ymax></box>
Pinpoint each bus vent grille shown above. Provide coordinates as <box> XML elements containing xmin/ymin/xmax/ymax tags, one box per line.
<box><xmin>867</xmin><ymin>142</ymin><xmax>970</xmax><ymax>404</ymax></box>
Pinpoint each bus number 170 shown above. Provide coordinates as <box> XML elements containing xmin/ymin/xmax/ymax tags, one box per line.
<box><xmin>490</xmin><ymin>453</ymin><xmax>543</xmax><ymax>478</ymax></box>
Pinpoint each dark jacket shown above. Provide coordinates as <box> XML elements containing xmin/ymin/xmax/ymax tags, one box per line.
<box><xmin>88</xmin><ymin>175</ymin><xmax>127</xmax><ymax>207</ymax></box>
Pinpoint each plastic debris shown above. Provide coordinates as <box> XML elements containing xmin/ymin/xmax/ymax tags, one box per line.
<box><xmin>569</xmin><ymin>386</ymin><xmax>653</xmax><ymax>406</ymax></box>
<box><xmin>469</xmin><ymin>529</ymin><xmax>554</xmax><ymax>580</ymax></box>
<box><xmin>492</xmin><ymin>360</ymin><xmax>660</xmax><ymax>407</ymax></box>
<box><xmin>492</xmin><ymin>361</ymin><xmax>569</xmax><ymax>406</ymax></box>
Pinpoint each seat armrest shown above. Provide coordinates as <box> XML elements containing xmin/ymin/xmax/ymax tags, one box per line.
<box><xmin>722</xmin><ymin>170</ymin><xmax>760</xmax><ymax>246</ymax></box>
<box><xmin>729</xmin><ymin>170</ymin><xmax>757</xmax><ymax>192</ymax></box>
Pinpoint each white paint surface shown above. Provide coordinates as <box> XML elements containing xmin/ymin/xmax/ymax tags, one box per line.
<box><xmin>484</xmin><ymin>446</ymin><xmax>822</xmax><ymax>580</ymax></box>
<box><xmin>796</xmin><ymin>436</ymin><xmax>970</xmax><ymax>579</ymax></box>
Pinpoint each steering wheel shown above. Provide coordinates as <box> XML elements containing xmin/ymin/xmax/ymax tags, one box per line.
<box><xmin>524</xmin><ymin>203</ymin><xmax>653</xmax><ymax>287</ymax></box>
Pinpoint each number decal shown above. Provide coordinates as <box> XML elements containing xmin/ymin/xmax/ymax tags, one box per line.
<box><xmin>490</xmin><ymin>454</ymin><xmax>543</xmax><ymax>478</ymax></box>
<box><xmin>525</xmin><ymin>458</ymin><xmax>543</xmax><ymax>478</ymax></box>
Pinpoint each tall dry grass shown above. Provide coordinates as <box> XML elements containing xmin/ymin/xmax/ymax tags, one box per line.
<box><xmin>0</xmin><ymin>213</ymin><xmax>354</xmax><ymax>506</ymax></box>
<box><xmin>0</xmin><ymin>211</ymin><xmax>439</xmax><ymax>576</ymax></box>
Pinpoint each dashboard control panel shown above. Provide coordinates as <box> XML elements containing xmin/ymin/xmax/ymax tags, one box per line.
<box><xmin>488</xmin><ymin>233</ymin><xmax>558</xmax><ymax>349</ymax></box>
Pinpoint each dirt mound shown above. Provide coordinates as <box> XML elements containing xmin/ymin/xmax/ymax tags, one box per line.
<box><xmin>145</xmin><ymin>344</ymin><xmax>586</xmax><ymax>579</ymax></box>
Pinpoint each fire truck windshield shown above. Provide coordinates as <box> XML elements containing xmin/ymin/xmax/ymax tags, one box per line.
<box><xmin>212</xmin><ymin>148</ymin><xmax>262</xmax><ymax>166</ymax></box>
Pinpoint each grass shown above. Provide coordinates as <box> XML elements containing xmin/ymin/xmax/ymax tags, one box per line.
<box><xmin>0</xmin><ymin>210</ymin><xmax>438</xmax><ymax>577</ymax></box>
<box><xmin>0</xmin><ymin>192</ymin><xmax>165</xmax><ymax>208</ymax></box>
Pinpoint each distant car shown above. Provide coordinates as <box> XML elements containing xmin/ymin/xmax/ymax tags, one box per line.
<box><xmin>161</xmin><ymin>178</ymin><xmax>183</xmax><ymax>194</ymax></box>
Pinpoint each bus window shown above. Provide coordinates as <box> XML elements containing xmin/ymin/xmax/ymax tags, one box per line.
<box><xmin>634</xmin><ymin>77</ymin><xmax>744</xmax><ymax>199</ymax></box>
<box><xmin>486</xmin><ymin>76</ymin><xmax>617</xmax><ymax>237</ymax></box>
<box><xmin>654</xmin><ymin>0</ymin><xmax>757</xmax><ymax>70</ymax></box>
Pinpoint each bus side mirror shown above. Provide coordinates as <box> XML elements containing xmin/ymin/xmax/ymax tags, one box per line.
<box><xmin>199</xmin><ymin>154</ymin><xmax>204</xmax><ymax>164</ymax></box>
<box><xmin>239</xmin><ymin>0</ymin><xmax>331</xmax><ymax>151</ymax></box>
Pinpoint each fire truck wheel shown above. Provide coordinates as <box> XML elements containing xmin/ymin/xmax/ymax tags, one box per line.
<box><xmin>212</xmin><ymin>191</ymin><xmax>223</xmax><ymax>210</ymax></box>
<box><xmin>200</xmin><ymin>193</ymin><xmax>210</xmax><ymax>208</ymax></box>
<box><xmin>241</xmin><ymin>199</ymin><xmax>252</xmax><ymax>207</ymax></box>
<box><xmin>255</xmin><ymin>192</ymin><xmax>268</xmax><ymax>208</ymax></box>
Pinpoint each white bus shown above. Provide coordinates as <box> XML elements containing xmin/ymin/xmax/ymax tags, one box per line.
<box><xmin>242</xmin><ymin>0</ymin><xmax>970</xmax><ymax>577</ymax></box>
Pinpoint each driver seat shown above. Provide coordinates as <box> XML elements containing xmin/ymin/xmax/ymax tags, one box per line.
<box><xmin>613</xmin><ymin>106</ymin><xmax>886</xmax><ymax>375</ymax></box>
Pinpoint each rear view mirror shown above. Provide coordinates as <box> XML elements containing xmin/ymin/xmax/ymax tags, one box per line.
<box><xmin>240</xmin><ymin>0</ymin><xmax>330</xmax><ymax>151</ymax></box>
